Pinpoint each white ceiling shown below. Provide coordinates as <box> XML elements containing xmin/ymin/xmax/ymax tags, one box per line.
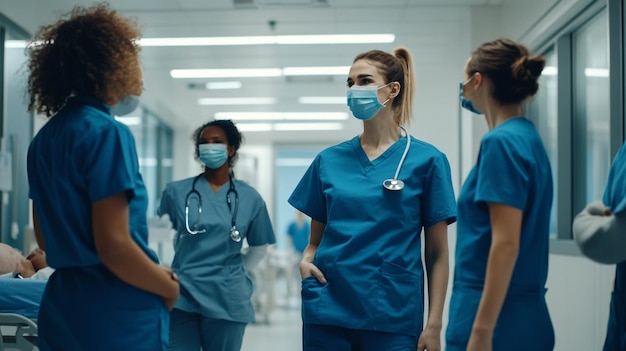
<box><xmin>0</xmin><ymin>0</ymin><xmax>502</xmax><ymax>143</ymax></box>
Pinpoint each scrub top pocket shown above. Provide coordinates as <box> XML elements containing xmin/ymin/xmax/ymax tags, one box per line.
<box><xmin>375</xmin><ymin>260</ymin><xmax>422</xmax><ymax>336</ymax></box>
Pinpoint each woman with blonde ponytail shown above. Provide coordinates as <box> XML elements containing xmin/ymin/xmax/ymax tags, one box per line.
<box><xmin>288</xmin><ymin>47</ymin><xmax>456</xmax><ymax>351</ymax></box>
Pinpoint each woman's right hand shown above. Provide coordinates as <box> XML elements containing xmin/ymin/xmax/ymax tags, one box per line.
<box><xmin>299</xmin><ymin>259</ymin><xmax>326</xmax><ymax>284</ymax></box>
<box><xmin>159</xmin><ymin>265</ymin><xmax>180</xmax><ymax>311</ymax></box>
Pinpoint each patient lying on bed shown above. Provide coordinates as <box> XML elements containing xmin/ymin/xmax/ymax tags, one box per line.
<box><xmin>0</xmin><ymin>244</ymin><xmax>53</xmax><ymax>280</ymax></box>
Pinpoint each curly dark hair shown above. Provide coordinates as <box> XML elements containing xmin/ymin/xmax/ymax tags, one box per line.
<box><xmin>192</xmin><ymin>120</ymin><xmax>244</xmax><ymax>169</ymax></box>
<box><xmin>466</xmin><ymin>38</ymin><xmax>545</xmax><ymax>104</ymax></box>
<box><xmin>26</xmin><ymin>3</ymin><xmax>143</xmax><ymax>117</ymax></box>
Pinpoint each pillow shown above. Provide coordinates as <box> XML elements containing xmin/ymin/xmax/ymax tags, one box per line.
<box><xmin>0</xmin><ymin>243</ymin><xmax>25</xmax><ymax>274</ymax></box>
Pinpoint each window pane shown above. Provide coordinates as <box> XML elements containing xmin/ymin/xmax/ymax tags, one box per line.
<box><xmin>534</xmin><ymin>49</ymin><xmax>558</xmax><ymax>238</ymax></box>
<box><xmin>573</xmin><ymin>10</ymin><xmax>610</xmax><ymax>214</ymax></box>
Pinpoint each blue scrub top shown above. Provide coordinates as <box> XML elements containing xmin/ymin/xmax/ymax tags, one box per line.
<box><xmin>158</xmin><ymin>176</ymin><xmax>276</xmax><ymax>323</ymax></box>
<box><xmin>602</xmin><ymin>142</ymin><xmax>626</xmax><ymax>351</ymax></box>
<box><xmin>288</xmin><ymin>135</ymin><xmax>457</xmax><ymax>336</ymax></box>
<box><xmin>447</xmin><ymin>117</ymin><xmax>554</xmax><ymax>350</ymax></box>
<box><xmin>27</xmin><ymin>96</ymin><xmax>168</xmax><ymax>350</ymax></box>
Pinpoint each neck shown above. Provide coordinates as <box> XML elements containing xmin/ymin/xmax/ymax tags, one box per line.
<box><xmin>484</xmin><ymin>103</ymin><xmax>524</xmax><ymax>130</ymax></box>
<box><xmin>361</xmin><ymin>111</ymin><xmax>400</xmax><ymax>147</ymax></box>
<box><xmin>203</xmin><ymin>167</ymin><xmax>230</xmax><ymax>187</ymax></box>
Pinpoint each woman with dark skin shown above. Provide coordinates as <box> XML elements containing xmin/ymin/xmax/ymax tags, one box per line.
<box><xmin>25</xmin><ymin>4</ymin><xmax>179</xmax><ymax>350</ymax></box>
<box><xmin>159</xmin><ymin>120</ymin><xmax>275</xmax><ymax>351</ymax></box>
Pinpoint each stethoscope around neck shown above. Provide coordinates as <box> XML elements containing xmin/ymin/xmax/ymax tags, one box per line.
<box><xmin>184</xmin><ymin>173</ymin><xmax>241</xmax><ymax>242</ymax></box>
<box><xmin>382</xmin><ymin>125</ymin><xmax>411</xmax><ymax>191</ymax></box>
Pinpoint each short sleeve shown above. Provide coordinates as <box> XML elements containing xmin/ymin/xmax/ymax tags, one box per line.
<box><xmin>158</xmin><ymin>185</ymin><xmax>178</xmax><ymax>229</ymax></box>
<box><xmin>288</xmin><ymin>156</ymin><xmax>327</xmax><ymax>223</ymax></box>
<box><xmin>421</xmin><ymin>153</ymin><xmax>457</xmax><ymax>227</ymax></box>
<box><xmin>246</xmin><ymin>202</ymin><xmax>276</xmax><ymax>246</ymax></box>
<box><xmin>475</xmin><ymin>135</ymin><xmax>528</xmax><ymax>209</ymax></box>
<box><xmin>81</xmin><ymin>125</ymin><xmax>138</xmax><ymax>202</ymax></box>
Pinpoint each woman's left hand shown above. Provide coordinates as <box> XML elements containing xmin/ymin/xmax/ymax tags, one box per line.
<box><xmin>417</xmin><ymin>326</ymin><xmax>441</xmax><ymax>351</ymax></box>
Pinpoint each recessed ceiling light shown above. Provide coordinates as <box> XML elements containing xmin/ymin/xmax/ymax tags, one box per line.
<box><xmin>206</xmin><ymin>81</ymin><xmax>242</xmax><ymax>90</ymax></box>
<box><xmin>139</xmin><ymin>34</ymin><xmax>394</xmax><ymax>47</ymax></box>
<box><xmin>214</xmin><ymin>112</ymin><xmax>348</xmax><ymax>120</ymax></box>
<box><xmin>198</xmin><ymin>97</ymin><xmax>277</xmax><ymax>105</ymax></box>
<box><xmin>298</xmin><ymin>96</ymin><xmax>346</xmax><ymax>104</ymax></box>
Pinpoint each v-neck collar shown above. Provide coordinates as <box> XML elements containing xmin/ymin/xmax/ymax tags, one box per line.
<box><xmin>350</xmin><ymin>135</ymin><xmax>407</xmax><ymax>172</ymax></box>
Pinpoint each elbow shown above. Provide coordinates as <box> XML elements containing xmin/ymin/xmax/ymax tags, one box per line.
<box><xmin>491</xmin><ymin>239</ymin><xmax>519</xmax><ymax>260</ymax></box>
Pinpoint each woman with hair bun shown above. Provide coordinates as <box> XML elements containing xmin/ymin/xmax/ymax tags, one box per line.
<box><xmin>446</xmin><ymin>38</ymin><xmax>554</xmax><ymax>351</ymax></box>
<box><xmin>289</xmin><ymin>47</ymin><xmax>456</xmax><ymax>350</ymax></box>
<box><xmin>446</xmin><ymin>39</ymin><xmax>554</xmax><ymax>351</ymax></box>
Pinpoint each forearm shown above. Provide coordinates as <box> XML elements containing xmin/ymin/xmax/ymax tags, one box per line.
<box><xmin>98</xmin><ymin>238</ymin><xmax>178</xmax><ymax>300</ymax></box>
<box><xmin>424</xmin><ymin>221</ymin><xmax>449</xmax><ymax>329</ymax></box>
<box><xmin>424</xmin><ymin>249</ymin><xmax>449</xmax><ymax>329</ymax></box>
<box><xmin>472</xmin><ymin>240</ymin><xmax>518</xmax><ymax>332</ymax></box>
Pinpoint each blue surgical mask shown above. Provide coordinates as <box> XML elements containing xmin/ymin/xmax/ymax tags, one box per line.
<box><xmin>347</xmin><ymin>83</ymin><xmax>391</xmax><ymax>121</ymax></box>
<box><xmin>110</xmin><ymin>95</ymin><xmax>140</xmax><ymax>116</ymax></box>
<box><xmin>199</xmin><ymin>143</ymin><xmax>228</xmax><ymax>169</ymax></box>
<box><xmin>459</xmin><ymin>79</ymin><xmax>482</xmax><ymax>115</ymax></box>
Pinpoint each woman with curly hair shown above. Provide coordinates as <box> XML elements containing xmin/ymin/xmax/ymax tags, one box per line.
<box><xmin>25</xmin><ymin>4</ymin><xmax>179</xmax><ymax>350</ymax></box>
<box><xmin>158</xmin><ymin>119</ymin><xmax>275</xmax><ymax>351</ymax></box>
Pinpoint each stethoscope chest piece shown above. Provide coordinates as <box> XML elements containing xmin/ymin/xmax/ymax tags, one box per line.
<box><xmin>382</xmin><ymin>125</ymin><xmax>410</xmax><ymax>191</ymax></box>
<box><xmin>230</xmin><ymin>226</ymin><xmax>242</xmax><ymax>242</ymax></box>
<box><xmin>383</xmin><ymin>179</ymin><xmax>404</xmax><ymax>191</ymax></box>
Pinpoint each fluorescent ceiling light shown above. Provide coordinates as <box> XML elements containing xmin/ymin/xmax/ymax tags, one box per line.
<box><xmin>172</xmin><ymin>66</ymin><xmax>350</xmax><ymax>79</ymax></box>
<box><xmin>214</xmin><ymin>112</ymin><xmax>348</xmax><ymax>120</ymax></box>
<box><xmin>274</xmin><ymin>122</ymin><xmax>343</xmax><ymax>131</ymax></box>
<box><xmin>115</xmin><ymin>116</ymin><xmax>141</xmax><ymax>125</ymax></box>
<box><xmin>206</xmin><ymin>81</ymin><xmax>242</xmax><ymax>90</ymax></box>
<box><xmin>235</xmin><ymin>122</ymin><xmax>344</xmax><ymax>132</ymax></box>
<box><xmin>298</xmin><ymin>96</ymin><xmax>346</xmax><ymax>104</ymax></box>
<box><xmin>198</xmin><ymin>97</ymin><xmax>277</xmax><ymax>105</ymax></box>
<box><xmin>139</xmin><ymin>34</ymin><xmax>394</xmax><ymax>47</ymax></box>
<box><xmin>542</xmin><ymin>66</ymin><xmax>557</xmax><ymax>76</ymax></box>
<box><xmin>236</xmin><ymin>123</ymin><xmax>273</xmax><ymax>132</ymax></box>
<box><xmin>585</xmin><ymin>68</ymin><xmax>609</xmax><ymax>77</ymax></box>
<box><xmin>283</xmin><ymin>66</ymin><xmax>349</xmax><ymax>76</ymax></box>
<box><xmin>5</xmin><ymin>40</ymin><xmax>27</xmax><ymax>48</ymax></box>
<box><xmin>171</xmin><ymin>68</ymin><xmax>282</xmax><ymax>78</ymax></box>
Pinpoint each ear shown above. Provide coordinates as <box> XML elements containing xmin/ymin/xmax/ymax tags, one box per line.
<box><xmin>389</xmin><ymin>81</ymin><xmax>401</xmax><ymax>99</ymax></box>
<box><xmin>473</xmin><ymin>73</ymin><xmax>484</xmax><ymax>90</ymax></box>
<box><xmin>228</xmin><ymin>145</ymin><xmax>236</xmax><ymax>157</ymax></box>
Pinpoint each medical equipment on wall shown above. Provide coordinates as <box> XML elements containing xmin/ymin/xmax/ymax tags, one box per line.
<box><xmin>185</xmin><ymin>174</ymin><xmax>241</xmax><ymax>242</ymax></box>
<box><xmin>382</xmin><ymin>125</ymin><xmax>411</xmax><ymax>191</ymax></box>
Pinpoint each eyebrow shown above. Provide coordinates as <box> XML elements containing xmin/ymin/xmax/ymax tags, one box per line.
<box><xmin>347</xmin><ymin>74</ymin><xmax>374</xmax><ymax>83</ymax></box>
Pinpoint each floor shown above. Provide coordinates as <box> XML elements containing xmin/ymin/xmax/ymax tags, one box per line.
<box><xmin>241</xmin><ymin>301</ymin><xmax>302</xmax><ymax>351</ymax></box>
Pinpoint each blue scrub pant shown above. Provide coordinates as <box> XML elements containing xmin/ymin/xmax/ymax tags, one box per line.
<box><xmin>303</xmin><ymin>323</ymin><xmax>418</xmax><ymax>351</ymax></box>
<box><xmin>168</xmin><ymin>309</ymin><xmax>247</xmax><ymax>351</ymax></box>
<box><xmin>603</xmin><ymin>289</ymin><xmax>626</xmax><ymax>350</ymax></box>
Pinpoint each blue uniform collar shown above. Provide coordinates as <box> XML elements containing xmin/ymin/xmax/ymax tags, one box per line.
<box><xmin>64</xmin><ymin>96</ymin><xmax>110</xmax><ymax>114</ymax></box>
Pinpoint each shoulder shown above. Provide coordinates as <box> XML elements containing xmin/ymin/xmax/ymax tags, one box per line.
<box><xmin>164</xmin><ymin>177</ymin><xmax>197</xmax><ymax>194</ymax></box>
<box><xmin>233</xmin><ymin>180</ymin><xmax>263</xmax><ymax>198</ymax></box>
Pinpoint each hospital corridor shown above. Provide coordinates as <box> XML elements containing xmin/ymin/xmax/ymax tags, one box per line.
<box><xmin>0</xmin><ymin>0</ymin><xmax>625</xmax><ymax>350</ymax></box>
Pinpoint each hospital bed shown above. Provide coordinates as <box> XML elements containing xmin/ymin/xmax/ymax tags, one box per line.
<box><xmin>0</xmin><ymin>279</ymin><xmax>45</xmax><ymax>351</ymax></box>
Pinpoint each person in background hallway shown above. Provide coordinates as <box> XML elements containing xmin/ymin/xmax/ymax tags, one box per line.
<box><xmin>446</xmin><ymin>38</ymin><xmax>554</xmax><ymax>351</ymax></box>
<box><xmin>158</xmin><ymin>119</ymin><xmax>276</xmax><ymax>351</ymax></box>
<box><xmin>287</xmin><ymin>210</ymin><xmax>310</xmax><ymax>257</ymax></box>
<box><xmin>573</xmin><ymin>141</ymin><xmax>626</xmax><ymax>351</ymax></box>
<box><xmin>25</xmin><ymin>4</ymin><xmax>179</xmax><ymax>351</ymax></box>
<box><xmin>289</xmin><ymin>47</ymin><xmax>456</xmax><ymax>351</ymax></box>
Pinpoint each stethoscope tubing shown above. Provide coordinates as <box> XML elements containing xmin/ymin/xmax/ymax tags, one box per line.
<box><xmin>184</xmin><ymin>173</ymin><xmax>240</xmax><ymax>241</ymax></box>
